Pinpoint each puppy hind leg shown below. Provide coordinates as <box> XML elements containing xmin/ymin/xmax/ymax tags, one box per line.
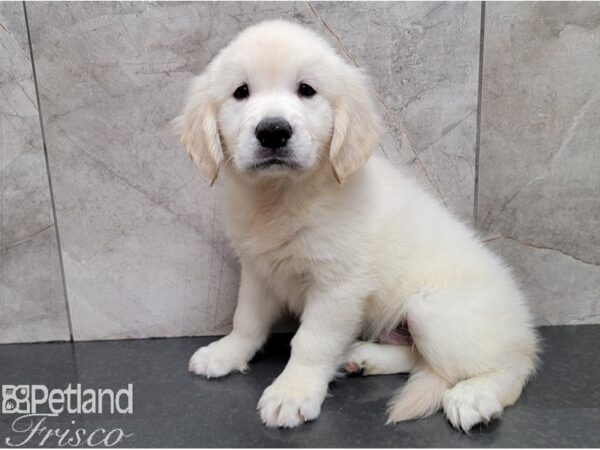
<box><xmin>400</xmin><ymin>291</ymin><xmax>538</xmax><ymax>431</ymax></box>
<box><xmin>344</xmin><ymin>341</ymin><xmax>416</xmax><ymax>375</ymax></box>
<box><xmin>443</xmin><ymin>358</ymin><xmax>536</xmax><ymax>431</ymax></box>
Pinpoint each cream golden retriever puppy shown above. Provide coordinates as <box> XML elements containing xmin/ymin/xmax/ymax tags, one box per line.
<box><xmin>175</xmin><ymin>20</ymin><xmax>539</xmax><ymax>431</ymax></box>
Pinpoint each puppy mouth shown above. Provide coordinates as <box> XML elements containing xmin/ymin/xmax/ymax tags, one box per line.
<box><xmin>249</xmin><ymin>157</ymin><xmax>299</xmax><ymax>171</ymax></box>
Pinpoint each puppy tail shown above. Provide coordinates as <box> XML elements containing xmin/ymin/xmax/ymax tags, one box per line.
<box><xmin>386</xmin><ymin>365</ymin><xmax>450</xmax><ymax>423</ymax></box>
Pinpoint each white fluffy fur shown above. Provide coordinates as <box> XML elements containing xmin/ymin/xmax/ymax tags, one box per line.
<box><xmin>177</xmin><ymin>20</ymin><xmax>539</xmax><ymax>431</ymax></box>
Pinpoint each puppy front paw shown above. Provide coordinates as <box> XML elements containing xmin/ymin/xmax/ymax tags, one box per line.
<box><xmin>188</xmin><ymin>337</ymin><xmax>250</xmax><ymax>378</ymax></box>
<box><xmin>258</xmin><ymin>373</ymin><xmax>328</xmax><ymax>428</ymax></box>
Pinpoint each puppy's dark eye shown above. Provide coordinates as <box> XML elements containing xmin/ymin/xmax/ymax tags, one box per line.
<box><xmin>298</xmin><ymin>83</ymin><xmax>316</xmax><ymax>98</ymax></box>
<box><xmin>233</xmin><ymin>83</ymin><xmax>249</xmax><ymax>100</ymax></box>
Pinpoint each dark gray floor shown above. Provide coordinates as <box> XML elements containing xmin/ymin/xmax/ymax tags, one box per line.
<box><xmin>0</xmin><ymin>325</ymin><xmax>599</xmax><ymax>447</ymax></box>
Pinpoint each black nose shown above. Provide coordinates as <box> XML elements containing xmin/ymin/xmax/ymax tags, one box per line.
<box><xmin>255</xmin><ymin>118</ymin><xmax>292</xmax><ymax>150</ymax></box>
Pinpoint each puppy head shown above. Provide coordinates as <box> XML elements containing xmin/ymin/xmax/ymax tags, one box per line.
<box><xmin>174</xmin><ymin>20</ymin><xmax>382</xmax><ymax>185</ymax></box>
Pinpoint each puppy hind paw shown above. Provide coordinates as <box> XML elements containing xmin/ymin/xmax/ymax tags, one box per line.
<box><xmin>442</xmin><ymin>383</ymin><xmax>503</xmax><ymax>431</ymax></box>
<box><xmin>343</xmin><ymin>341</ymin><xmax>371</xmax><ymax>375</ymax></box>
<box><xmin>343</xmin><ymin>360</ymin><xmax>362</xmax><ymax>374</ymax></box>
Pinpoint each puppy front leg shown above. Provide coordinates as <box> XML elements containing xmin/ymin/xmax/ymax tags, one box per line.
<box><xmin>189</xmin><ymin>265</ymin><xmax>279</xmax><ymax>378</ymax></box>
<box><xmin>258</xmin><ymin>285</ymin><xmax>363</xmax><ymax>427</ymax></box>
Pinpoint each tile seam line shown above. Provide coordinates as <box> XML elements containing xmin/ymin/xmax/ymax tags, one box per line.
<box><xmin>23</xmin><ymin>1</ymin><xmax>74</xmax><ymax>342</ymax></box>
<box><xmin>474</xmin><ymin>1</ymin><xmax>486</xmax><ymax>229</ymax></box>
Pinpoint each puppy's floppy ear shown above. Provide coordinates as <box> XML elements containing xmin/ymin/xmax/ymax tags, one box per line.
<box><xmin>329</xmin><ymin>67</ymin><xmax>383</xmax><ymax>184</ymax></box>
<box><xmin>173</xmin><ymin>74</ymin><xmax>223</xmax><ymax>186</ymax></box>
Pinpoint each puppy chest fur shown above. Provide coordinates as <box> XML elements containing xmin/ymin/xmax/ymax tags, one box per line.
<box><xmin>221</xmin><ymin>174</ymin><xmax>372</xmax><ymax>314</ymax></box>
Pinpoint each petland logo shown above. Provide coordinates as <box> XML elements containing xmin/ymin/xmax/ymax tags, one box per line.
<box><xmin>2</xmin><ymin>384</ymin><xmax>134</xmax><ymax>447</ymax></box>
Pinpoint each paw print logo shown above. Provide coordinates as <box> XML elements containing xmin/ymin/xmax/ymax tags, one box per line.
<box><xmin>2</xmin><ymin>385</ymin><xmax>30</xmax><ymax>414</ymax></box>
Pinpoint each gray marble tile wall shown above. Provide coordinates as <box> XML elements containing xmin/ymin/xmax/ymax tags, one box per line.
<box><xmin>479</xmin><ymin>2</ymin><xmax>600</xmax><ymax>325</ymax></box>
<box><xmin>0</xmin><ymin>2</ymin><xmax>69</xmax><ymax>343</ymax></box>
<box><xmin>1</xmin><ymin>2</ymin><xmax>597</xmax><ymax>342</ymax></box>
